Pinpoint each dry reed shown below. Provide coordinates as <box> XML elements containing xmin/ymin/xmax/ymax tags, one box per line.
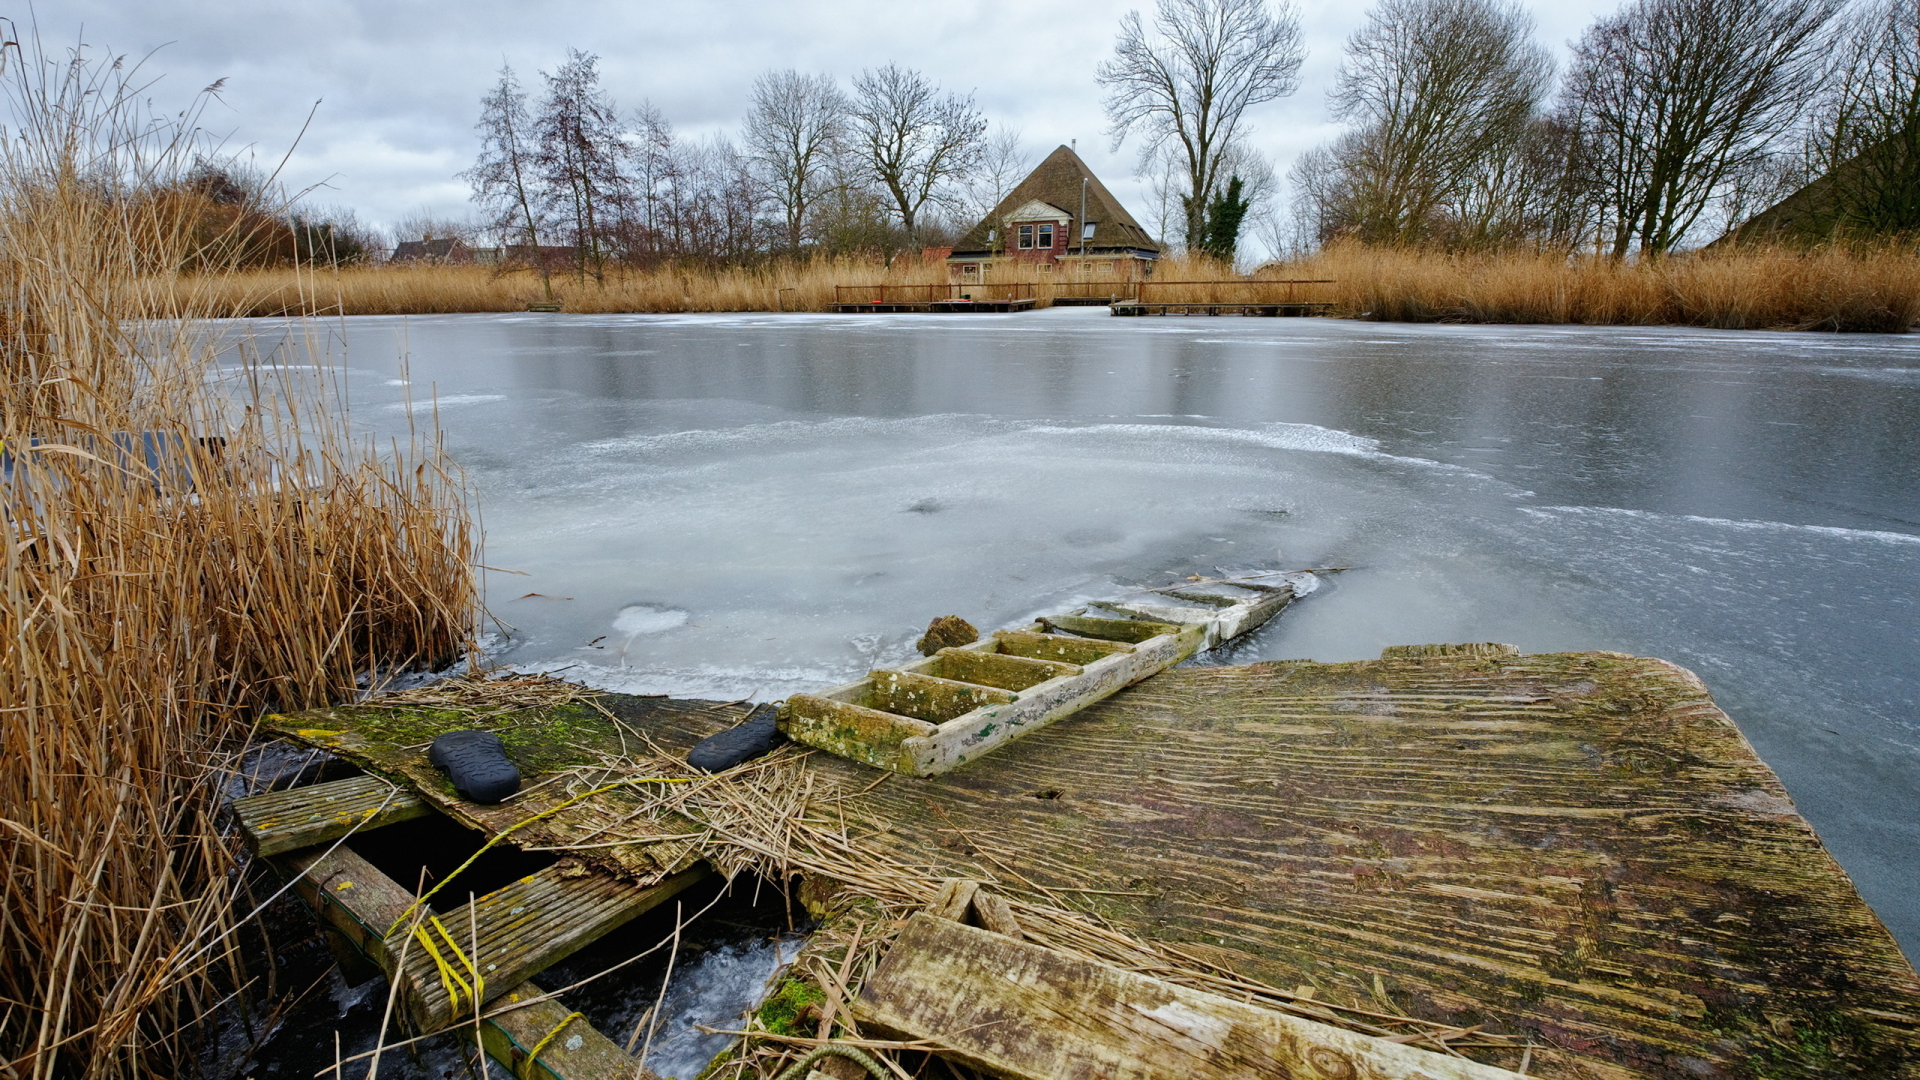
<box><xmin>178</xmin><ymin>246</ymin><xmax>1920</xmax><ymax>332</ymax></box>
<box><xmin>0</xmin><ymin>38</ymin><xmax>475</xmax><ymax>1079</ymax></box>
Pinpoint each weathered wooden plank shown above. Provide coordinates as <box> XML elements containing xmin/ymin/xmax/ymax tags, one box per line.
<box><xmin>1038</xmin><ymin>613</ymin><xmax>1184</xmax><ymax>643</ymax></box>
<box><xmin>396</xmin><ymin>864</ymin><xmax>710</xmax><ymax>1029</ymax></box>
<box><xmin>483</xmin><ymin>984</ymin><xmax>648</xmax><ymax>1080</ymax></box>
<box><xmin>782</xmin><ymin>694</ymin><xmax>936</xmax><ymax>772</ymax></box>
<box><xmin>923</xmin><ymin>648</ymin><xmax>1080</xmax><ymax>692</ymax></box>
<box><xmin>232</xmin><ymin>773</ymin><xmax>430</xmax><ymax>856</ymax></box>
<box><xmin>855</xmin><ymin>914</ymin><xmax>1523</xmax><ymax>1080</ymax></box>
<box><xmin>864</xmin><ymin>669</ymin><xmax>1016</xmax><ymax>723</ymax></box>
<box><xmin>278</xmin><ymin>843</ymin><xmax>643</xmax><ymax>1079</ymax></box>
<box><xmin>989</xmin><ymin>628</ymin><xmax>1135</xmax><ymax>665</ymax></box>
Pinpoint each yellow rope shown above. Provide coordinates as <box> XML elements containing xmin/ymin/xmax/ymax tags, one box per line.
<box><xmin>410</xmin><ymin>915</ymin><xmax>486</xmax><ymax>1014</ymax></box>
<box><xmin>519</xmin><ymin>1011</ymin><xmax>584</xmax><ymax>1080</ymax></box>
<box><xmin>385</xmin><ymin>775</ymin><xmax>688</xmax><ymax>939</ymax></box>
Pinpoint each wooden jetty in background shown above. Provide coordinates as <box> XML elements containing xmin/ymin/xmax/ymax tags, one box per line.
<box><xmin>830</xmin><ymin>283</ymin><xmax>1036</xmax><ymax>313</ymax></box>
<box><xmin>1111</xmin><ymin>278</ymin><xmax>1335</xmax><ymax>317</ymax></box>
<box><xmin>234</xmin><ymin>641</ymin><xmax>1920</xmax><ymax>1079</ymax></box>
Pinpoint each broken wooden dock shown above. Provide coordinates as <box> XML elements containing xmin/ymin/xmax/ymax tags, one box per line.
<box><xmin>238</xmin><ymin>644</ymin><xmax>1920</xmax><ymax>1079</ymax></box>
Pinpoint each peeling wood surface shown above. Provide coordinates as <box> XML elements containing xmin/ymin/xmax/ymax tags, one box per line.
<box><xmin>266</xmin><ymin>652</ymin><xmax>1920</xmax><ymax>1079</ymax></box>
<box><xmin>857</xmin><ymin>913</ymin><xmax>1523</xmax><ymax>1080</ymax></box>
<box><xmin>231</xmin><ymin>773</ymin><xmax>430</xmax><ymax>856</ymax></box>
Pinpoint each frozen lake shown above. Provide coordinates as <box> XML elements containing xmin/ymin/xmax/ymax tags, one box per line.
<box><xmin>235</xmin><ymin>307</ymin><xmax>1919</xmax><ymax>960</ymax></box>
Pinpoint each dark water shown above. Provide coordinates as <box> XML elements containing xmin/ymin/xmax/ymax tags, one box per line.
<box><xmin>233</xmin><ymin>308</ymin><xmax>1919</xmax><ymax>960</ymax></box>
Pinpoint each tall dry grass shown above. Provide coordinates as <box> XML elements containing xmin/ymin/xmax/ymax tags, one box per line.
<box><xmin>0</xmin><ymin>38</ymin><xmax>475</xmax><ymax>1079</ymax></box>
<box><xmin>1273</xmin><ymin>243</ymin><xmax>1920</xmax><ymax>331</ymax></box>
<box><xmin>183</xmin><ymin>246</ymin><xmax>1920</xmax><ymax>331</ymax></box>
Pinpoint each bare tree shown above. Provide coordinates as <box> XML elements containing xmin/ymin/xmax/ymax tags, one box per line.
<box><xmin>535</xmin><ymin>49</ymin><xmax>628</xmax><ymax>281</ymax></box>
<box><xmin>1320</xmin><ymin>0</ymin><xmax>1551</xmax><ymax>246</ymax></box>
<box><xmin>962</xmin><ymin>124</ymin><xmax>1031</xmax><ymax>255</ymax></box>
<box><xmin>744</xmin><ymin>70</ymin><xmax>847</xmax><ymax>254</ymax></box>
<box><xmin>1797</xmin><ymin>0</ymin><xmax>1920</xmax><ymax>237</ymax></box>
<box><xmin>847</xmin><ymin>64</ymin><xmax>987</xmax><ymax>247</ymax></box>
<box><xmin>462</xmin><ymin>65</ymin><xmax>555</xmax><ymax>294</ymax></box>
<box><xmin>1097</xmin><ymin>0</ymin><xmax>1305</xmax><ymax>250</ymax></box>
<box><xmin>1561</xmin><ymin>0</ymin><xmax>1842</xmax><ymax>256</ymax></box>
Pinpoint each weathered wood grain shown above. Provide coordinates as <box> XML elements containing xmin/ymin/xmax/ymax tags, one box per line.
<box><xmin>231</xmin><ymin>773</ymin><xmax>429</xmax><ymax>856</ymax></box>
<box><xmin>277</xmin><ymin>843</ymin><xmax>645</xmax><ymax>1079</ymax></box>
<box><xmin>829</xmin><ymin>652</ymin><xmax>1920</xmax><ymax>1079</ymax></box>
<box><xmin>856</xmin><ymin>914</ymin><xmax>1523</xmax><ymax>1080</ymax></box>
<box><xmin>396</xmin><ymin>864</ymin><xmax>709</xmax><ymax>1029</ymax></box>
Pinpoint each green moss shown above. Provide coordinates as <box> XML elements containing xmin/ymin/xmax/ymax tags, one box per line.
<box><xmin>310</xmin><ymin>701</ymin><xmax>622</xmax><ymax>776</ymax></box>
<box><xmin>755</xmin><ymin>977</ymin><xmax>826</xmax><ymax>1038</ymax></box>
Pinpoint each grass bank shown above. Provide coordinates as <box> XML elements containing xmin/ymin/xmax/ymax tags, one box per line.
<box><xmin>186</xmin><ymin>246</ymin><xmax>1920</xmax><ymax>332</ymax></box>
<box><xmin>1</xmin><ymin>42</ymin><xmax>476</xmax><ymax>1078</ymax></box>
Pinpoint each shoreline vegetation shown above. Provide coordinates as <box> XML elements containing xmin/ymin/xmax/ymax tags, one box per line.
<box><xmin>0</xmin><ymin>37</ymin><xmax>477</xmax><ymax>1078</ymax></box>
<box><xmin>184</xmin><ymin>245</ymin><xmax>1920</xmax><ymax>332</ymax></box>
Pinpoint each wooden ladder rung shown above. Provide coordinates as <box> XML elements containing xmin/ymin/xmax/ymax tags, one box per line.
<box><xmin>232</xmin><ymin>773</ymin><xmax>431</xmax><ymax>856</ymax></box>
<box><xmin>395</xmin><ymin>863</ymin><xmax>709</xmax><ymax>1029</ymax></box>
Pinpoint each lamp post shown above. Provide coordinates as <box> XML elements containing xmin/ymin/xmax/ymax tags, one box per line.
<box><xmin>1079</xmin><ymin>176</ymin><xmax>1088</xmax><ymax>281</ymax></box>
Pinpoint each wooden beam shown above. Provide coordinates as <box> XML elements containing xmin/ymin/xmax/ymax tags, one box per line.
<box><xmin>232</xmin><ymin>773</ymin><xmax>430</xmax><ymax>856</ymax></box>
<box><xmin>854</xmin><ymin>914</ymin><xmax>1524</xmax><ymax>1080</ymax></box>
<box><xmin>396</xmin><ymin>863</ymin><xmax>709</xmax><ymax>1029</ymax></box>
<box><xmin>277</xmin><ymin>843</ymin><xmax>648</xmax><ymax>1080</ymax></box>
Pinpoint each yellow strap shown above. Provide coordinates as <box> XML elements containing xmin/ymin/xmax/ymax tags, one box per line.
<box><xmin>385</xmin><ymin>775</ymin><xmax>688</xmax><ymax>938</ymax></box>
<box><xmin>520</xmin><ymin>1011</ymin><xmax>584</xmax><ymax>1080</ymax></box>
<box><xmin>410</xmin><ymin>915</ymin><xmax>487</xmax><ymax>1013</ymax></box>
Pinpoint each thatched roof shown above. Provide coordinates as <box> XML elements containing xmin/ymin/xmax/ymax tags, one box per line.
<box><xmin>950</xmin><ymin>145</ymin><xmax>1160</xmax><ymax>257</ymax></box>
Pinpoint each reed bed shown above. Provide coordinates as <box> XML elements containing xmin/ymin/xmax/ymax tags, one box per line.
<box><xmin>0</xmin><ymin>41</ymin><xmax>475</xmax><ymax>1080</ymax></box>
<box><xmin>1273</xmin><ymin>242</ymin><xmax>1920</xmax><ymax>331</ymax></box>
<box><xmin>182</xmin><ymin>246</ymin><xmax>1920</xmax><ymax>331</ymax></box>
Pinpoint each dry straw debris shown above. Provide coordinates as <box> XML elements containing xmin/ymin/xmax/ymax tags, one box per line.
<box><xmin>0</xmin><ymin>34</ymin><xmax>475</xmax><ymax>1079</ymax></box>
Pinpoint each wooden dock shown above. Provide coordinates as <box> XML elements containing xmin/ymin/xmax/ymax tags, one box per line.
<box><xmin>242</xmin><ymin>645</ymin><xmax>1920</xmax><ymax>1080</ymax></box>
<box><xmin>1111</xmin><ymin>300</ymin><xmax>1334</xmax><ymax>316</ymax></box>
<box><xmin>830</xmin><ymin>284</ymin><xmax>1036</xmax><ymax>313</ymax></box>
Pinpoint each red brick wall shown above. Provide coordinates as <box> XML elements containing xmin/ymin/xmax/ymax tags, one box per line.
<box><xmin>1009</xmin><ymin>217</ymin><xmax>1067</xmax><ymax>263</ymax></box>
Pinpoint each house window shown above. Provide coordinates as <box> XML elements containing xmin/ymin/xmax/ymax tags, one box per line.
<box><xmin>1082</xmin><ymin>221</ymin><xmax>1096</xmax><ymax>240</ymax></box>
<box><xmin>1017</xmin><ymin>224</ymin><xmax>1034</xmax><ymax>249</ymax></box>
<box><xmin>1098</xmin><ymin>261</ymin><xmax>1114</xmax><ymax>274</ymax></box>
<box><xmin>961</xmin><ymin>264</ymin><xmax>979</xmax><ymax>281</ymax></box>
<box><xmin>1038</xmin><ymin>224</ymin><xmax>1054</xmax><ymax>249</ymax></box>
<box><xmin>1040</xmin><ymin>261</ymin><xmax>1053</xmax><ymax>273</ymax></box>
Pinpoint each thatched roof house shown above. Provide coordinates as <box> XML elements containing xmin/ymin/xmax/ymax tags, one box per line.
<box><xmin>948</xmin><ymin>146</ymin><xmax>1160</xmax><ymax>282</ymax></box>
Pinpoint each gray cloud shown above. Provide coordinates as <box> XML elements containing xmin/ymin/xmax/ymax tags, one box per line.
<box><xmin>51</xmin><ymin>0</ymin><xmax>1620</xmax><ymax>234</ymax></box>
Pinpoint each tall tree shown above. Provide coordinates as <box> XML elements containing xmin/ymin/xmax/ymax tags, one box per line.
<box><xmin>535</xmin><ymin>49</ymin><xmax>628</xmax><ymax>282</ymax></box>
<box><xmin>1561</xmin><ymin>0</ymin><xmax>1841</xmax><ymax>256</ymax></box>
<box><xmin>462</xmin><ymin>65</ymin><xmax>548</xmax><ymax>295</ymax></box>
<box><xmin>1320</xmin><ymin>0</ymin><xmax>1552</xmax><ymax>246</ymax></box>
<box><xmin>1097</xmin><ymin>0</ymin><xmax>1305</xmax><ymax>251</ymax></box>
<box><xmin>847</xmin><ymin>64</ymin><xmax>987</xmax><ymax>246</ymax></box>
<box><xmin>744</xmin><ymin>70</ymin><xmax>847</xmax><ymax>254</ymax></box>
<box><xmin>1799</xmin><ymin>0</ymin><xmax>1920</xmax><ymax>238</ymax></box>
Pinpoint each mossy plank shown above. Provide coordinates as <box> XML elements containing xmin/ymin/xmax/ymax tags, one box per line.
<box><xmin>990</xmin><ymin>628</ymin><xmax>1136</xmax><ymax>664</ymax></box>
<box><xmin>863</xmin><ymin>668</ymin><xmax>1016</xmax><ymax>723</ymax></box>
<box><xmin>855</xmin><ymin>914</ymin><xmax>1523</xmax><ymax>1080</ymax></box>
<box><xmin>231</xmin><ymin>774</ymin><xmax>430</xmax><ymax>856</ymax></box>
<box><xmin>924</xmin><ymin>647</ymin><xmax>1080</xmax><ymax>692</ymax></box>
<box><xmin>1040</xmin><ymin>613</ymin><xmax>1184</xmax><ymax>643</ymax></box>
<box><xmin>781</xmin><ymin>694</ymin><xmax>934</xmax><ymax>772</ymax></box>
<box><xmin>815</xmin><ymin>651</ymin><xmax>1920</xmax><ymax>1079</ymax></box>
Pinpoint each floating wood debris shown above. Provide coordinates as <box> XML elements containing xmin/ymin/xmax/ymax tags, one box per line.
<box><xmin>780</xmin><ymin>577</ymin><xmax>1299</xmax><ymax>775</ymax></box>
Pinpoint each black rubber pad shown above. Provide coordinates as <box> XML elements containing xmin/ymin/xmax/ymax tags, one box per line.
<box><xmin>428</xmin><ymin>730</ymin><xmax>522</xmax><ymax>803</ymax></box>
<box><xmin>687</xmin><ymin>703</ymin><xmax>787</xmax><ymax>773</ymax></box>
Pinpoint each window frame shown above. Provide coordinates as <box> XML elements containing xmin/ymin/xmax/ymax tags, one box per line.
<box><xmin>1017</xmin><ymin>224</ymin><xmax>1034</xmax><ymax>249</ymax></box>
<box><xmin>1038</xmin><ymin>223</ymin><xmax>1054</xmax><ymax>249</ymax></box>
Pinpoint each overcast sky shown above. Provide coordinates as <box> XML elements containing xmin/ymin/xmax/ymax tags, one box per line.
<box><xmin>46</xmin><ymin>0</ymin><xmax>1621</xmax><ymax>243</ymax></box>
